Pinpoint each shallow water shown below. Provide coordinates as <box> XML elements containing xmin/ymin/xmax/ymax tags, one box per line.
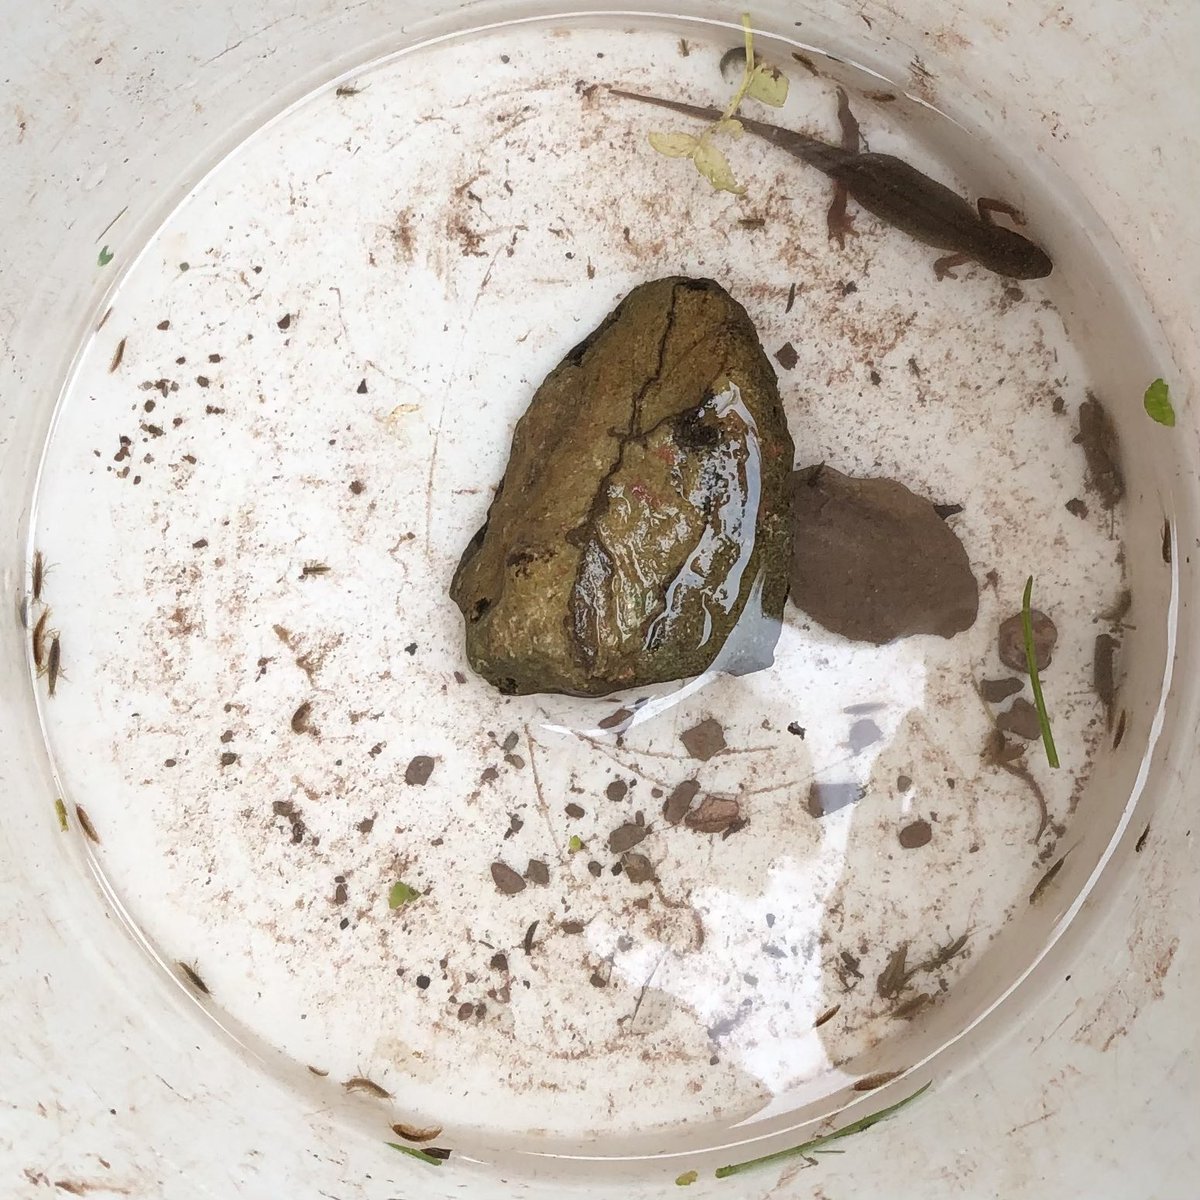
<box><xmin>27</xmin><ymin>13</ymin><xmax>1141</xmax><ymax>1164</ymax></box>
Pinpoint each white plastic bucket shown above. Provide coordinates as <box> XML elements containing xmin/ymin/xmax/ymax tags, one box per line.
<box><xmin>2</xmin><ymin>3</ymin><xmax>1197</xmax><ymax>1198</ymax></box>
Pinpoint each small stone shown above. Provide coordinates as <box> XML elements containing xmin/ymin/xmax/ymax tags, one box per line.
<box><xmin>608</xmin><ymin>823</ymin><xmax>648</xmax><ymax>854</ymax></box>
<box><xmin>999</xmin><ymin>610</ymin><xmax>1057</xmax><ymax>672</ymax></box>
<box><xmin>980</xmin><ymin>677</ymin><xmax>1023</xmax><ymax>703</ymax></box>
<box><xmin>605</xmin><ymin>779</ymin><xmax>628</xmax><ymax>802</ymax></box>
<box><xmin>681</xmin><ymin>718</ymin><xmax>726</xmax><ymax>761</ymax></box>
<box><xmin>405</xmin><ymin>755</ymin><xmax>435</xmax><ymax>785</ymax></box>
<box><xmin>663</xmin><ymin>779</ymin><xmax>700</xmax><ymax>825</ymax></box>
<box><xmin>525</xmin><ymin>859</ymin><xmax>550</xmax><ymax>886</ymax></box>
<box><xmin>996</xmin><ymin>697</ymin><xmax>1042</xmax><ymax>741</ymax></box>
<box><xmin>291</xmin><ymin>701</ymin><xmax>314</xmax><ymax>734</ymax></box>
<box><xmin>898</xmin><ymin>819</ymin><xmax>932</xmax><ymax>849</ymax></box>
<box><xmin>684</xmin><ymin>795</ymin><xmax>740</xmax><ymax>834</ymax></box>
<box><xmin>598</xmin><ymin>707</ymin><xmax>634</xmax><ymax>729</ymax></box>
<box><xmin>490</xmin><ymin>862</ymin><xmax>526</xmax><ymax>895</ymax></box>
<box><xmin>622</xmin><ymin>852</ymin><xmax>656</xmax><ymax>883</ymax></box>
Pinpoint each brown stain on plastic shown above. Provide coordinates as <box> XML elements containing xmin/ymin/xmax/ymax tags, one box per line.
<box><xmin>1073</xmin><ymin>844</ymin><xmax>1181</xmax><ymax>1052</ymax></box>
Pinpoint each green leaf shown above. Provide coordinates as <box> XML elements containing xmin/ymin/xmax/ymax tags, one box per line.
<box><xmin>568</xmin><ymin>834</ymin><xmax>584</xmax><ymax>853</ymax></box>
<box><xmin>746</xmin><ymin>63</ymin><xmax>789</xmax><ymax>107</ymax></box>
<box><xmin>692</xmin><ymin>141</ymin><xmax>745</xmax><ymax>195</ymax></box>
<box><xmin>97</xmin><ymin>246</ymin><xmax>114</xmax><ymax>267</ymax></box>
<box><xmin>388</xmin><ymin>880</ymin><xmax>421</xmax><ymax>909</ymax></box>
<box><xmin>715</xmin><ymin>1081</ymin><xmax>931</xmax><ymax>1178</ymax></box>
<box><xmin>1022</xmin><ymin>576</ymin><xmax>1059</xmax><ymax>769</ymax></box>
<box><xmin>1144</xmin><ymin>377</ymin><xmax>1175</xmax><ymax>427</ymax></box>
<box><xmin>386</xmin><ymin>1142</ymin><xmax>444</xmax><ymax>1167</ymax></box>
<box><xmin>54</xmin><ymin>798</ymin><xmax>68</xmax><ymax>832</ymax></box>
<box><xmin>648</xmin><ymin>130</ymin><xmax>700</xmax><ymax>158</ymax></box>
<box><xmin>713</xmin><ymin>118</ymin><xmax>744</xmax><ymax>139</ymax></box>
<box><xmin>675</xmin><ymin>1169</ymin><xmax>699</xmax><ymax>1186</ymax></box>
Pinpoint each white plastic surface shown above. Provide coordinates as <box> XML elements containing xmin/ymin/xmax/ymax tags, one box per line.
<box><xmin>1</xmin><ymin>2</ymin><xmax>1198</xmax><ymax>1198</ymax></box>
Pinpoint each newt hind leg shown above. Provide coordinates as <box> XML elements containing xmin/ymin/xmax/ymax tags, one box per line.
<box><xmin>826</xmin><ymin>86</ymin><xmax>862</xmax><ymax>248</ymax></box>
<box><xmin>977</xmin><ymin>197</ymin><xmax>1027</xmax><ymax>226</ymax></box>
<box><xmin>827</xmin><ymin>187</ymin><xmax>854</xmax><ymax>246</ymax></box>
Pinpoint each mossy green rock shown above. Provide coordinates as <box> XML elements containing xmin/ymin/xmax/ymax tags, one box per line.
<box><xmin>450</xmin><ymin>277</ymin><xmax>794</xmax><ymax>697</ymax></box>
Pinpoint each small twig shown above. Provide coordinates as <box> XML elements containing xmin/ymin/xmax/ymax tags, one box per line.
<box><xmin>1022</xmin><ymin>576</ymin><xmax>1059</xmax><ymax>767</ymax></box>
<box><xmin>524</xmin><ymin>726</ymin><xmax>563</xmax><ymax>856</ymax></box>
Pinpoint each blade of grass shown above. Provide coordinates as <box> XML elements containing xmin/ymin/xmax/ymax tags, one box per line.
<box><xmin>1022</xmin><ymin>576</ymin><xmax>1059</xmax><ymax>768</ymax></box>
<box><xmin>714</xmin><ymin>1081</ymin><xmax>931</xmax><ymax>1179</ymax></box>
<box><xmin>386</xmin><ymin>1142</ymin><xmax>444</xmax><ymax>1167</ymax></box>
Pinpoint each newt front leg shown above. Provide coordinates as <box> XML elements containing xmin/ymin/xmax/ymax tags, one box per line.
<box><xmin>933</xmin><ymin>252</ymin><xmax>970</xmax><ymax>280</ymax></box>
<box><xmin>976</xmin><ymin>197</ymin><xmax>1027</xmax><ymax>226</ymax></box>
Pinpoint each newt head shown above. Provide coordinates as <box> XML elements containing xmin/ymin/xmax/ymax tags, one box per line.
<box><xmin>976</xmin><ymin>224</ymin><xmax>1053</xmax><ymax>279</ymax></box>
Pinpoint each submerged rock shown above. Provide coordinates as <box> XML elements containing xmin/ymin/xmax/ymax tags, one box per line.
<box><xmin>788</xmin><ymin>465</ymin><xmax>978</xmax><ymax>644</ymax></box>
<box><xmin>450</xmin><ymin>277</ymin><xmax>793</xmax><ymax>697</ymax></box>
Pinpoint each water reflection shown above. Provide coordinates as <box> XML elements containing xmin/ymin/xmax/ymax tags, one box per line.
<box><xmin>538</xmin><ymin>619</ymin><xmax>929</xmax><ymax>1106</ymax></box>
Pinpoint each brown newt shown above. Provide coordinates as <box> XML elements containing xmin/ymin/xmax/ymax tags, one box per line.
<box><xmin>609</xmin><ymin>87</ymin><xmax>1053</xmax><ymax>280</ymax></box>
